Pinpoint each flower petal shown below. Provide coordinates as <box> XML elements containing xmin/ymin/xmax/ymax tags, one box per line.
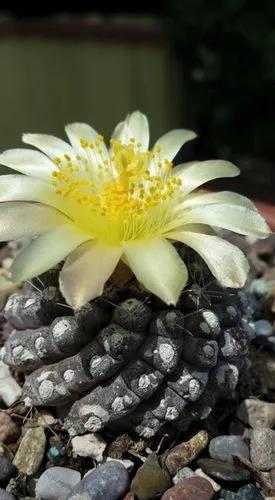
<box><xmin>150</xmin><ymin>128</ymin><xmax>197</xmax><ymax>166</ymax></box>
<box><xmin>111</xmin><ymin>121</ymin><xmax>125</xmax><ymax>141</ymax></box>
<box><xmin>65</xmin><ymin>122</ymin><xmax>109</xmax><ymax>160</ymax></box>
<box><xmin>176</xmin><ymin>203</ymin><xmax>271</xmax><ymax>238</ymax></box>
<box><xmin>123</xmin><ymin>237</ymin><xmax>188</xmax><ymax>305</ymax></box>
<box><xmin>0</xmin><ymin>174</ymin><xmax>71</xmax><ymax>216</ymax></box>
<box><xmin>181</xmin><ymin>190</ymin><xmax>258</xmax><ymax>211</ymax></box>
<box><xmin>173</xmin><ymin>160</ymin><xmax>240</xmax><ymax>196</ymax></box>
<box><xmin>0</xmin><ymin>149</ymin><xmax>55</xmax><ymax>180</ymax></box>
<box><xmin>23</xmin><ymin>133</ymin><xmax>73</xmax><ymax>160</ymax></box>
<box><xmin>166</xmin><ymin>228</ymin><xmax>249</xmax><ymax>288</ymax></box>
<box><xmin>12</xmin><ymin>225</ymin><xmax>91</xmax><ymax>283</ymax></box>
<box><xmin>0</xmin><ymin>202</ymin><xmax>70</xmax><ymax>241</ymax></box>
<box><xmin>112</xmin><ymin>111</ymin><xmax>149</xmax><ymax>151</ymax></box>
<box><xmin>59</xmin><ymin>241</ymin><xmax>122</xmax><ymax>308</ymax></box>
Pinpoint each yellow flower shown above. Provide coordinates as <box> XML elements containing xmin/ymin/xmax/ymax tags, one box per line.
<box><xmin>0</xmin><ymin>111</ymin><xmax>270</xmax><ymax>308</ymax></box>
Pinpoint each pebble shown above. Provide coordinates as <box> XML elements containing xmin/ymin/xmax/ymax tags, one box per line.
<box><xmin>250</xmin><ymin>428</ymin><xmax>275</xmax><ymax>471</ymax></box>
<box><xmin>195</xmin><ymin>468</ymin><xmax>221</xmax><ymax>492</ymax></box>
<box><xmin>0</xmin><ymin>412</ymin><xmax>20</xmax><ymax>444</ymax></box>
<box><xmin>237</xmin><ymin>399</ymin><xmax>275</xmax><ymax>428</ymax></box>
<box><xmin>131</xmin><ymin>452</ymin><xmax>171</xmax><ymax>500</ymax></box>
<box><xmin>37</xmin><ymin>409</ymin><xmax>57</xmax><ymax>428</ymax></box>
<box><xmin>0</xmin><ymin>489</ymin><xmax>16</xmax><ymax>500</ymax></box>
<box><xmin>71</xmin><ymin>433</ymin><xmax>106</xmax><ymax>461</ymax></box>
<box><xmin>123</xmin><ymin>493</ymin><xmax>135</xmax><ymax>500</ymax></box>
<box><xmin>0</xmin><ymin>361</ymin><xmax>22</xmax><ymax>406</ymax></box>
<box><xmin>249</xmin><ymin>278</ymin><xmax>271</xmax><ymax>296</ymax></box>
<box><xmin>106</xmin><ymin>458</ymin><xmax>134</xmax><ymax>471</ymax></box>
<box><xmin>35</xmin><ymin>466</ymin><xmax>81</xmax><ymax>499</ymax></box>
<box><xmin>13</xmin><ymin>426</ymin><xmax>46</xmax><ymax>475</ymax></box>
<box><xmin>219</xmin><ymin>489</ymin><xmax>238</xmax><ymax>499</ymax></box>
<box><xmin>271</xmin><ymin>468</ymin><xmax>275</xmax><ymax>487</ymax></box>
<box><xmin>47</xmin><ymin>446</ymin><xmax>61</xmax><ymax>461</ymax></box>
<box><xmin>209</xmin><ymin>435</ymin><xmax>250</xmax><ymax>463</ymax></box>
<box><xmin>67</xmin><ymin>461</ymin><xmax>130</xmax><ymax>500</ymax></box>
<box><xmin>161</xmin><ymin>475</ymin><xmax>215</xmax><ymax>500</ymax></box>
<box><xmin>236</xmin><ymin>484</ymin><xmax>264</xmax><ymax>499</ymax></box>
<box><xmin>0</xmin><ymin>457</ymin><xmax>15</xmax><ymax>485</ymax></box>
<box><xmin>254</xmin><ymin>319</ymin><xmax>273</xmax><ymax>337</ymax></box>
<box><xmin>164</xmin><ymin>431</ymin><xmax>209</xmax><ymax>475</ymax></box>
<box><xmin>198</xmin><ymin>458</ymin><xmax>250</xmax><ymax>481</ymax></box>
<box><xmin>173</xmin><ymin>466</ymin><xmax>195</xmax><ymax>484</ymax></box>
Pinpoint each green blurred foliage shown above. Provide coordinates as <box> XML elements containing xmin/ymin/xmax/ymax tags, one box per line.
<box><xmin>167</xmin><ymin>0</ymin><xmax>275</xmax><ymax>160</ymax></box>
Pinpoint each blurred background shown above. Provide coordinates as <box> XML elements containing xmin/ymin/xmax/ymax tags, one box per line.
<box><xmin>0</xmin><ymin>2</ymin><xmax>275</xmax><ymax>206</ymax></box>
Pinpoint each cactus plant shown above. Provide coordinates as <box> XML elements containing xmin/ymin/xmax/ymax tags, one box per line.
<box><xmin>2</xmin><ymin>249</ymin><xmax>253</xmax><ymax>437</ymax></box>
<box><xmin>0</xmin><ymin>110</ymin><xmax>269</xmax><ymax>437</ymax></box>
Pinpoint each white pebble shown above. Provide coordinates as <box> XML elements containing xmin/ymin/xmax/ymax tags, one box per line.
<box><xmin>0</xmin><ymin>360</ymin><xmax>22</xmax><ymax>406</ymax></box>
<box><xmin>71</xmin><ymin>433</ymin><xmax>106</xmax><ymax>461</ymax></box>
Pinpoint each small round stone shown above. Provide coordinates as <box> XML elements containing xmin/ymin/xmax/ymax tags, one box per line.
<box><xmin>198</xmin><ymin>458</ymin><xmax>250</xmax><ymax>482</ymax></box>
<box><xmin>161</xmin><ymin>476</ymin><xmax>215</xmax><ymax>500</ymax></box>
<box><xmin>0</xmin><ymin>456</ymin><xmax>16</xmax><ymax>485</ymax></box>
<box><xmin>249</xmin><ymin>278</ymin><xmax>271</xmax><ymax>296</ymax></box>
<box><xmin>173</xmin><ymin>467</ymin><xmax>196</xmax><ymax>484</ymax></box>
<box><xmin>209</xmin><ymin>435</ymin><xmax>250</xmax><ymax>464</ymax></box>
<box><xmin>67</xmin><ymin>461</ymin><xmax>129</xmax><ymax>500</ymax></box>
<box><xmin>0</xmin><ymin>489</ymin><xmax>17</xmax><ymax>500</ymax></box>
<box><xmin>0</xmin><ymin>412</ymin><xmax>20</xmax><ymax>444</ymax></box>
<box><xmin>236</xmin><ymin>484</ymin><xmax>264</xmax><ymax>499</ymax></box>
<box><xmin>36</xmin><ymin>466</ymin><xmax>81</xmax><ymax>499</ymax></box>
<box><xmin>254</xmin><ymin>320</ymin><xmax>273</xmax><ymax>337</ymax></box>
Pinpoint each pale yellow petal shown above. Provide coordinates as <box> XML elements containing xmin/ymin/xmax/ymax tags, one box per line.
<box><xmin>123</xmin><ymin>237</ymin><xmax>188</xmax><ymax>305</ymax></box>
<box><xmin>65</xmin><ymin>122</ymin><xmax>109</xmax><ymax>160</ymax></box>
<box><xmin>12</xmin><ymin>226</ymin><xmax>91</xmax><ymax>283</ymax></box>
<box><xmin>166</xmin><ymin>229</ymin><xmax>249</xmax><ymax>288</ymax></box>
<box><xmin>112</xmin><ymin>111</ymin><xmax>149</xmax><ymax>151</ymax></box>
<box><xmin>150</xmin><ymin>129</ymin><xmax>197</xmax><ymax>166</ymax></box>
<box><xmin>23</xmin><ymin>133</ymin><xmax>73</xmax><ymax>160</ymax></box>
<box><xmin>59</xmin><ymin>241</ymin><xmax>122</xmax><ymax>308</ymax></box>
<box><xmin>177</xmin><ymin>203</ymin><xmax>270</xmax><ymax>238</ymax></box>
<box><xmin>0</xmin><ymin>174</ymin><xmax>72</xmax><ymax>216</ymax></box>
<box><xmin>0</xmin><ymin>202</ymin><xmax>70</xmax><ymax>241</ymax></box>
<box><xmin>181</xmin><ymin>190</ymin><xmax>258</xmax><ymax>210</ymax></box>
<box><xmin>173</xmin><ymin>160</ymin><xmax>240</xmax><ymax>196</ymax></box>
<box><xmin>0</xmin><ymin>149</ymin><xmax>55</xmax><ymax>180</ymax></box>
<box><xmin>111</xmin><ymin>121</ymin><xmax>125</xmax><ymax>141</ymax></box>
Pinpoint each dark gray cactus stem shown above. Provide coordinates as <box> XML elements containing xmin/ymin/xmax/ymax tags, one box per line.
<box><xmin>2</xmin><ymin>300</ymin><xmax>110</xmax><ymax>373</ymax></box>
<box><xmin>1</xmin><ymin>250</ymin><xmax>254</xmax><ymax>438</ymax></box>
<box><xmin>22</xmin><ymin>300</ymin><xmax>152</xmax><ymax>406</ymax></box>
<box><xmin>63</xmin><ymin>309</ymin><xmax>185</xmax><ymax>435</ymax></box>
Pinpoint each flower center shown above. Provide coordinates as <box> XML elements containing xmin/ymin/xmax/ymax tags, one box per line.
<box><xmin>50</xmin><ymin>136</ymin><xmax>182</xmax><ymax>242</ymax></box>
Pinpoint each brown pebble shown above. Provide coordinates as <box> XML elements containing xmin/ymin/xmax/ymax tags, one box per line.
<box><xmin>161</xmin><ymin>475</ymin><xmax>215</xmax><ymax>500</ymax></box>
<box><xmin>164</xmin><ymin>431</ymin><xmax>209</xmax><ymax>475</ymax></box>
<box><xmin>123</xmin><ymin>493</ymin><xmax>135</xmax><ymax>500</ymax></box>
<box><xmin>108</xmin><ymin>434</ymin><xmax>134</xmax><ymax>459</ymax></box>
<box><xmin>0</xmin><ymin>411</ymin><xmax>20</xmax><ymax>444</ymax></box>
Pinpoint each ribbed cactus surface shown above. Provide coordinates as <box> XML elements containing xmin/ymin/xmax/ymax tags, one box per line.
<box><xmin>2</xmin><ymin>249</ymin><xmax>253</xmax><ymax>437</ymax></box>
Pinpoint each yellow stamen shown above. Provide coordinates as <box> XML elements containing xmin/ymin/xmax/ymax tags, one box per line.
<box><xmin>51</xmin><ymin>138</ymin><xmax>182</xmax><ymax>242</ymax></box>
